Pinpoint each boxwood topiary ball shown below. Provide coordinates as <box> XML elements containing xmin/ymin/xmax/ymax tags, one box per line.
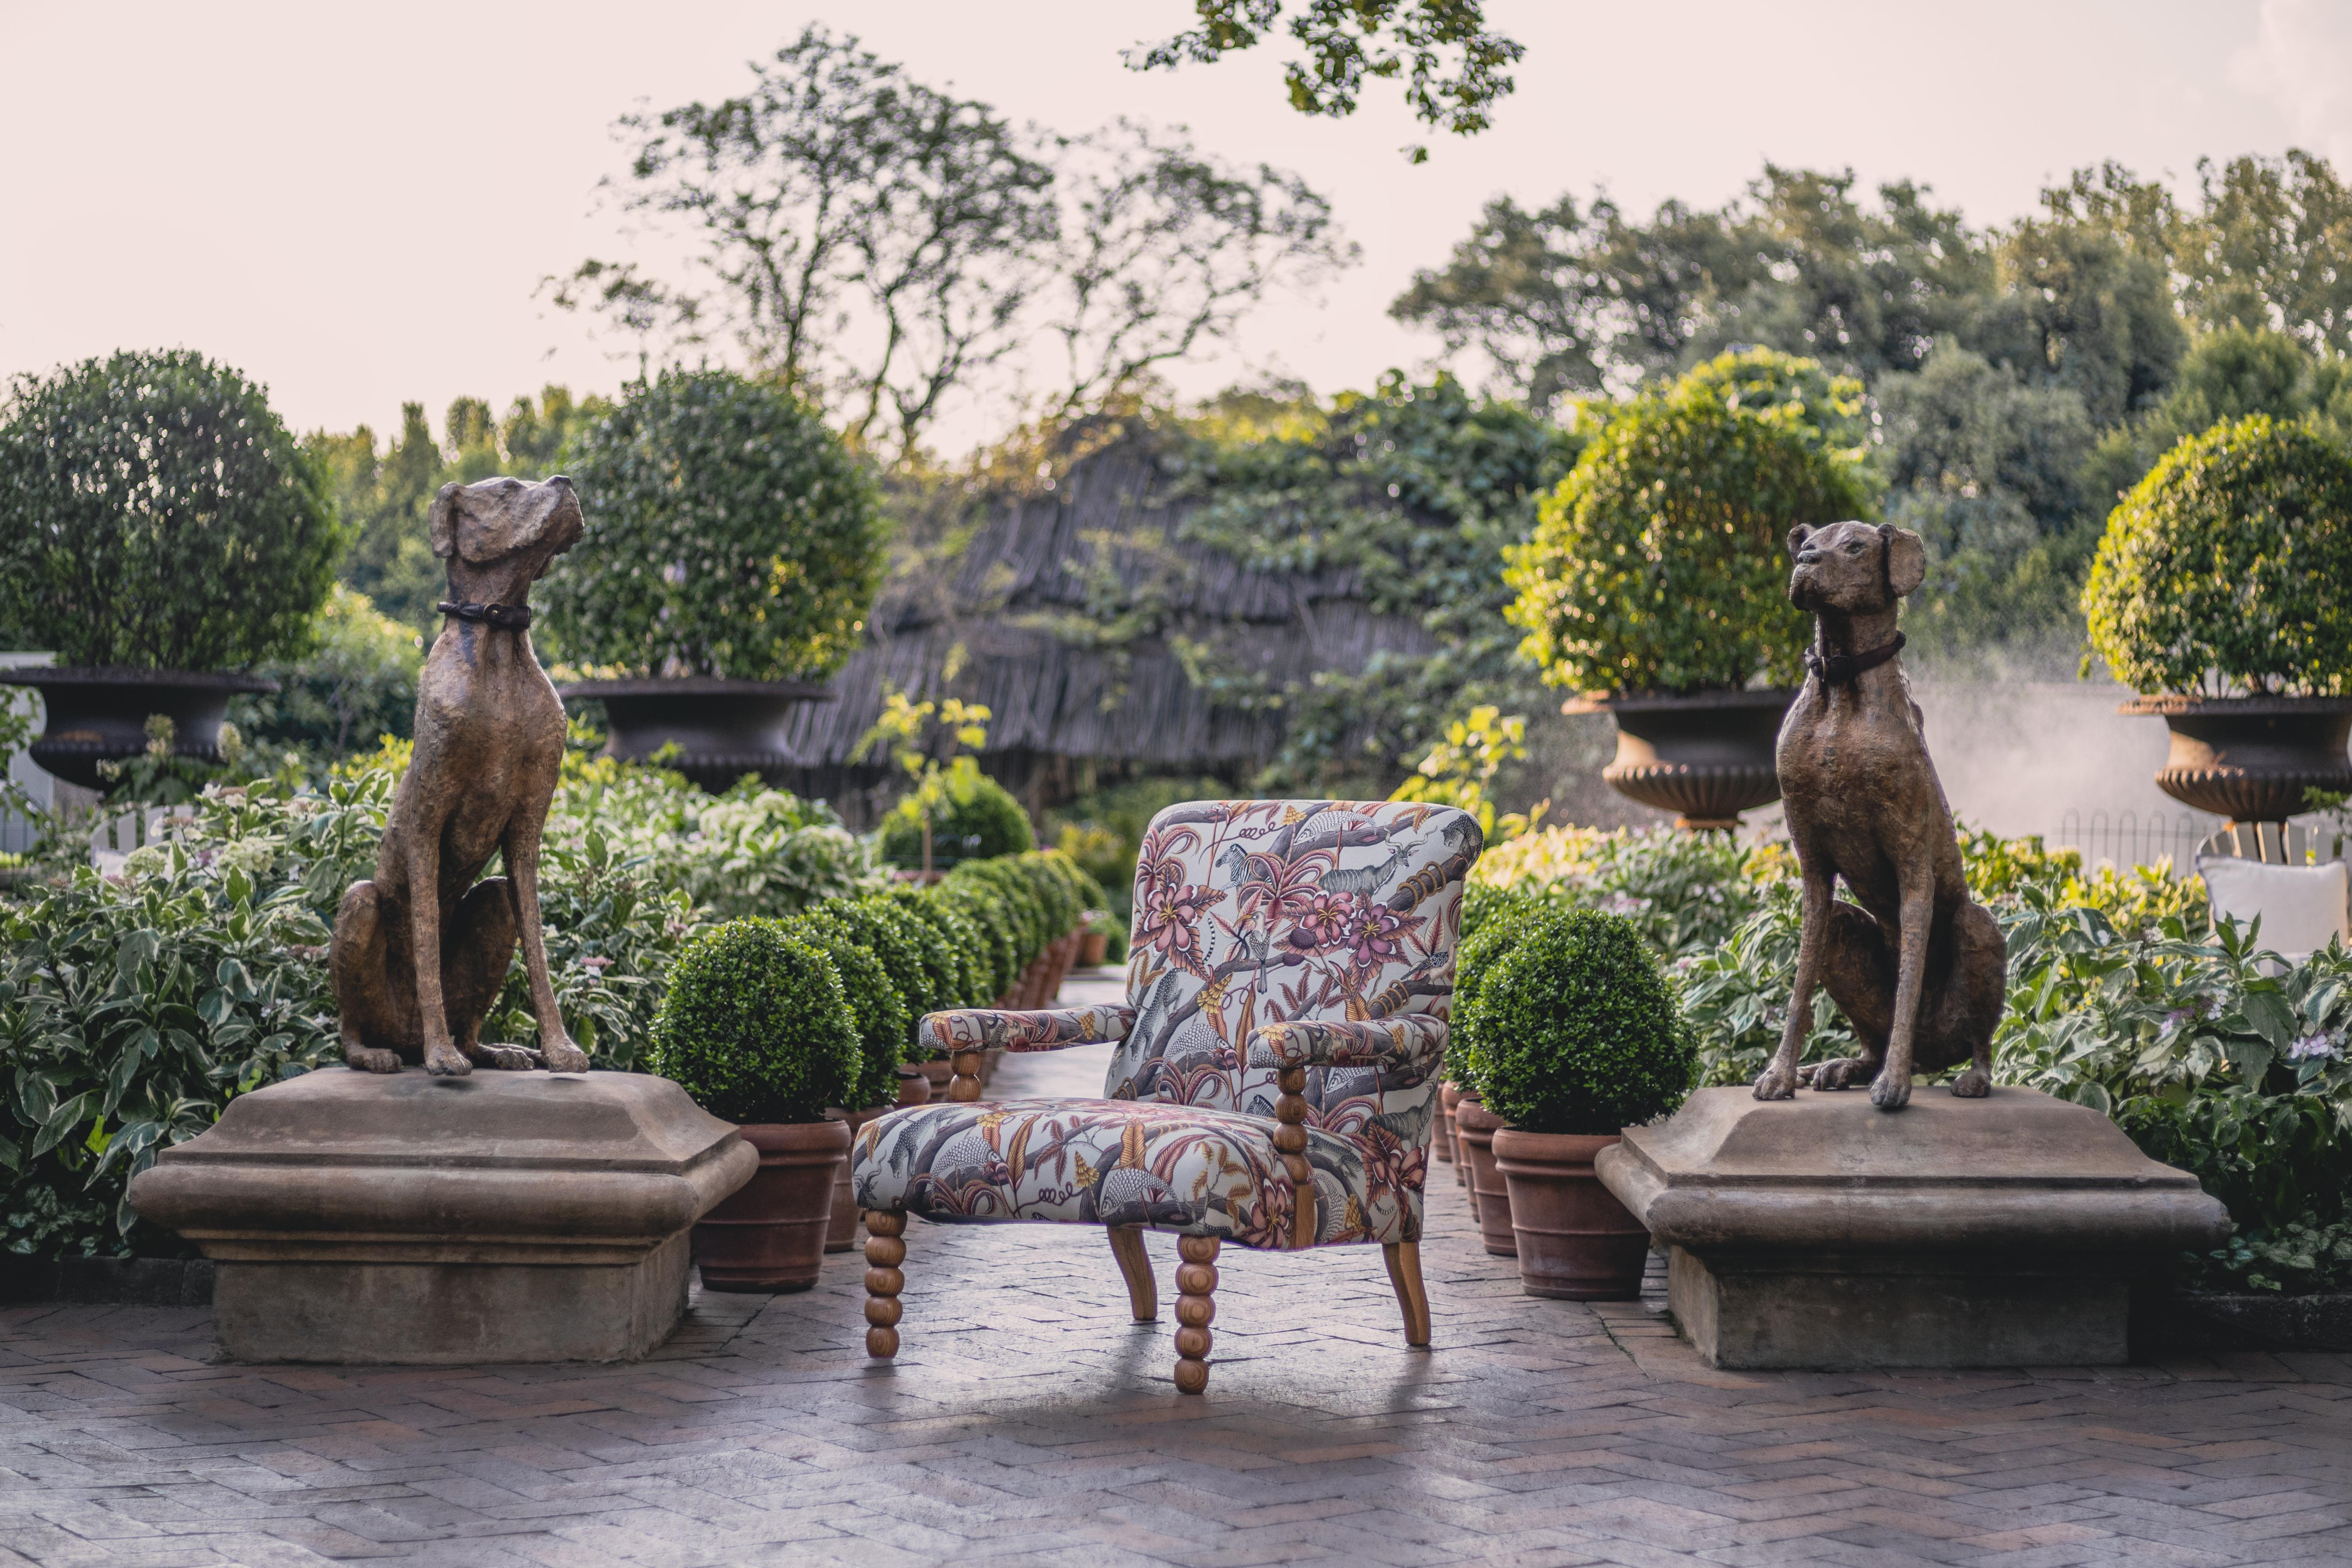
<box><xmin>651</xmin><ymin>918</ymin><xmax>860</xmax><ymax>1124</ymax></box>
<box><xmin>784</xmin><ymin>909</ymin><xmax>909</xmax><ymax>1114</ymax></box>
<box><xmin>1461</xmin><ymin>907</ymin><xmax>1695</xmax><ymax>1135</ymax></box>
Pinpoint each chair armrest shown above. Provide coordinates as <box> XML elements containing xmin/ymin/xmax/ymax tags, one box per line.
<box><xmin>1245</xmin><ymin>1015</ymin><xmax>1447</xmax><ymax>1071</ymax></box>
<box><xmin>920</xmin><ymin>1004</ymin><xmax>1137</xmax><ymax>1057</ymax></box>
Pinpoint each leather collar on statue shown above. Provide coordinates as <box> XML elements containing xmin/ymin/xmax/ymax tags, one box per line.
<box><xmin>1804</xmin><ymin>631</ymin><xmax>1904</xmax><ymax>686</ymax></box>
<box><xmin>438</xmin><ymin>600</ymin><xmax>533</xmax><ymax>631</ymax></box>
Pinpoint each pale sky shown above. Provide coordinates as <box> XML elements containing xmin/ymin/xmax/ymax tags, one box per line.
<box><xmin>4</xmin><ymin>1</ymin><xmax>2346</xmax><ymax>455</ymax></box>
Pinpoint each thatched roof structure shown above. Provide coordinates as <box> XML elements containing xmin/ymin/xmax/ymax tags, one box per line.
<box><xmin>775</xmin><ymin>422</ymin><xmax>1434</xmax><ymax>823</ymax></box>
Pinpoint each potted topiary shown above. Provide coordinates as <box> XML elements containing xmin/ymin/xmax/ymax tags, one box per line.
<box><xmin>2084</xmin><ymin>415</ymin><xmax>2352</xmax><ymax>823</ymax></box>
<box><xmin>0</xmin><ymin>351</ymin><xmax>338</xmax><ymax>787</ymax></box>
<box><xmin>1449</xmin><ymin>886</ymin><xmax>1548</xmax><ymax>1251</ymax></box>
<box><xmin>545</xmin><ymin>369</ymin><xmax>885</xmax><ymax>790</ymax></box>
<box><xmin>783</xmin><ymin>908</ymin><xmax>910</xmax><ymax>1254</ymax></box>
<box><xmin>1466</xmin><ymin>907</ymin><xmax>1697</xmax><ymax>1299</ymax></box>
<box><xmin>1505</xmin><ymin>351</ymin><xmax>1873</xmax><ymax>829</ymax></box>
<box><xmin>652</xmin><ymin>917</ymin><xmax>863</xmax><ymax>1291</ymax></box>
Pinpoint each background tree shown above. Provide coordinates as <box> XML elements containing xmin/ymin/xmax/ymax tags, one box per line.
<box><xmin>560</xmin><ymin>28</ymin><xmax>1351</xmax><ymax>453</ymax></box>
<box><xmin>1126</xmin><ymin>0</ymin><xmax>1523</xmax><ymax>162</ymax></box>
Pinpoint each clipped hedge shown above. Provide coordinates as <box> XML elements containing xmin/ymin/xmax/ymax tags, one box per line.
<box><xmin>2082</xmin><ymin>414</ymin><xmax>2352</xmax><ymax>696</ymax></box>
<box><xmin>884</xmin><ymin>886</ymin><xmax>994</xmax><ymax>1007</ymax></box>
<box><xmin>785</xmin><ymin>908</ymin><xmax>908</xmax><ymax>1114</ymax></box>
<box><xmin>649</xmin><ymin>918</ymin><xmax>859</xmax><ymax>1124</ymax></box>
<box><xmin>1459</xmin><ymin>908</ymin><xmax>1695</xmax><ymax>1135</ymax></box>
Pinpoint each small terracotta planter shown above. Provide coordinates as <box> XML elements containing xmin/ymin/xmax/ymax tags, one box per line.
<box><xmin>694</xmin><ymin>1119</ymin><xmax>851</xmax><ymax>1292</ymax></box>
<box><xmin>1080</xmin><ymin>930</ymin><xmax>1108</xmax><ymax>967</ymax></box>
<box><xmin>917</xmin><ymin>1059</ymin><xmax>955</xmax><ymax>1096</ymax></box>
<box><xmin>896</xmin><ymin>1066</ymin><xmax>933</xmax><ymax>1108</ymax></box>
<box><xmin>1453</xmin><ymin>1097</ymin><xmax>1515</xmax><ymax>1256</ymax></box>
<box><xmin>1490</xmin><ymin>1128</ymin><xmax>1650</xmax><ymax>1300</ymax></box>
<box><xmin>1434</xmin><ymin>1083</ymin><xmax>1458</xmax><ymax>1166</ymax></box>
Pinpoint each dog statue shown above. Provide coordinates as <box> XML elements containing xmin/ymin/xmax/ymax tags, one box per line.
<box><xmin>329</xmin><ymin>475</ymin><xmax>591</xmax><ymax>1077</ymax></box>
<box><xmin>1751</xmin><ymin>521</ymin><xmax>2005</xmax><ymax>1111</ymax></box>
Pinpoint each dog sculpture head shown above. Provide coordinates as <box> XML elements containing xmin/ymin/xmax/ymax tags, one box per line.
<box><xmin>1787</xmin><ymin>520</ymin><xmax>1925</xmax><ymax>616</ymax></box>
<box><xmin>429</xmin><ymin>475</ymin><xmax>584</xmax><ymax>581</ymax></box>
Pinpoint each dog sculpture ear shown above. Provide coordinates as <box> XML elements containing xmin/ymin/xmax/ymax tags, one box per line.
<box><xmin>429</xmin><ymin>483</ymin><xmax>464</xmax><ymax>561</ymax></box>
<box><xmin>1787</xmin><ymin>524</ymin><xmax>1815</xmax><ymax>558</ymax></box>
<box><xmin>1878</xmin><ymin>523</ymin><xmax>1927</xmax><ymax>599</ymax></box>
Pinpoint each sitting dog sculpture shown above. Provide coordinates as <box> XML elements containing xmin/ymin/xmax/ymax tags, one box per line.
<box><xmin>1751</xmin><ymin>521</ymin><xmax>2005</xmax><ymax>1110</ymax></box>
<box><xmin>329</xmin><ymin>475</ymin><xmax>591</xmax><ymax>1077</ymax></box>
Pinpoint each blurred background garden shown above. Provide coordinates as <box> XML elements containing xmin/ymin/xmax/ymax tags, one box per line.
<box><xmin>2</xmin><ymin>3</ymin><xmax>2349</xmax><ymax>1307</ymax></box>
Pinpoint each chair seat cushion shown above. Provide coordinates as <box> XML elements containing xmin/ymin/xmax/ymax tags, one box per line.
<box><xmin>850</xmin><ymin>1097</ymin><xmax>1415</xmax><ymax>1249</ymax></box>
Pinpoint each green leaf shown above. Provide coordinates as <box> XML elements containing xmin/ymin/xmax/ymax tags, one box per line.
<box><xmin>197</xmin><ymin>989</ymin><xmax>235</xmax><ymax>1027</ymax></box>
<box><xmin>31</xmin><ymin>1093</ymin><xmax>90</xmax><ymax>1157</ymax></box>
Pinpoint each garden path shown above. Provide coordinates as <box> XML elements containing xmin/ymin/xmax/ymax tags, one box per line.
<box><xmin>1</xmin><ymin>971</ymin><xmax>2347</xmax><ymax>1567</ymax></box>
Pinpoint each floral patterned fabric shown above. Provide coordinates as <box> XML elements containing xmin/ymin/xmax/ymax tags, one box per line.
<box><xmin>856</xmin><ymin>799</ymin><xmax>1479</xmax><ymax>1251</ymax></box>
<box><xmin>850</xmin><ymin>1097</ymin><xmax>1405</xmax><ymax>1245</ymax></box>
<box><xmin>1248</xmin><ymin>1014</ymin><xmax>1449</xmax><ymax>1071</ymax></box>
<box><xmin>922</xmin><ymin>1005</ymin><xmax>1137</xmax><ymax>1054</ymax></box>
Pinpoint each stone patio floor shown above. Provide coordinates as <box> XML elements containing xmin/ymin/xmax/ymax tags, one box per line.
<box><xmin>4</xmin><ymin>975</ymin><xmax>2350</xmax><ymax>1567</ymax></box>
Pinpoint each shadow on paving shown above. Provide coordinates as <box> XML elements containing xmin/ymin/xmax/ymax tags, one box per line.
<box><xmin>2</xmin><ymin>1016</ymin><xmax>2348</xmax><ymax>1568</ymax></box>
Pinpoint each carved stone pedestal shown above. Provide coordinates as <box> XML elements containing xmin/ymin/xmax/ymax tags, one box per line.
<box><xmin>1596</xmin><ymin>1087</ymin><xmax>2229</xmax><ymax>1370</ymax></box>
<box><xmin>128</xmin><ymin>1068</ymin><xmax>755</xmax><ymax>1364</ymax></box>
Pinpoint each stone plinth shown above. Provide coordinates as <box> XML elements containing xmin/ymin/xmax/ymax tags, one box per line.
<box><xmin>129</xmin><ymin>1068</ymin><xmax>756</xmax><ymax>1364</ymax></box>
<box><xmin>1595</xmin><ymin>1086</ymin><xmax>2229</xmax><ymax>1370</ymax></box>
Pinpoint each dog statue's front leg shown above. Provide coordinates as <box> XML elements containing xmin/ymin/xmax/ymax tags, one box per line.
<box><xmin>404</xmin><ymin>834</ymin><xmax>470</xmax><ymax>1077</ymax></box>
<box><xmin>505</xmin><ymin>819</ymin><xmax>590</xmax><ymax>1074</ymax></box>
<box><xmin>1755</xmin><ymin>867</ymin><xmax>1833</xmax><ymax>1100</ymax></box>
<box><xmin>1871</xmin><ymin>884</ymin><xmax>1937</xmax><ymax>1111</ymax></box>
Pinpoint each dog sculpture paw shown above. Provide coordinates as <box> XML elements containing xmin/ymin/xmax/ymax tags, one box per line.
<box><xmin>470</xmin><ymin>1044</ymin><xmax>542</xmax><ymax>1071</ymax></box>
<box><xmin>1949</xmin><ymin>1064</ymin><xmax>1992</xmax><ymax>1098</ymax></box>
<box><xmin>541</xmin><ymin>1038</ymin><xmax>591</xmax><ymax>1074</ymax></box>
<box><xmin>424</xmin><ymin>1042</ymin><xmax>473</xmax><ymax>1077</ymax></box>
<box><xmin>344</xmin><ymin>1044</ymin><xmax>403</xmax><ymax>1074</ymax></box>
<box><xmin>1869</xmin><ymin>1071</ymin><xmax>1912</xmax><ymax>1110</ymax></box>
<box><xmin>1751</xmin><ymin>1062</ymin><xmax>1800</xmax><ymax>1101</ymax></box>
<box><xmin>1805</xmin><ymin>1056</ymin><xmax>1875</xmax><ymax>1091</ymax></box>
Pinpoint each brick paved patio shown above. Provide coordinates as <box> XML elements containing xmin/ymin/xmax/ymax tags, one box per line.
<box><xmin>4</xmin><ymin>978</ymin><xmax>2349</xmax><ymax>1567</ymax></box>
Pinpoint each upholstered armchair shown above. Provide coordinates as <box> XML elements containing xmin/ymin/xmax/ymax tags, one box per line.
<box><xmin>850</xmin><ymin>799</ymin><xmax>1481</xmax><ymax>1393</ymax></box>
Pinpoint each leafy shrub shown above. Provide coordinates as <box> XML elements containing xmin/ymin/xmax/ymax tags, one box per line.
<box><xmin>927</xmin><ymin>878</ymin><xmax>1022</xmax><ymax>999</ymax></box>
<box><xmin>2082</xmin><ymin>415</ymin><xmax>2352</xmax><ymax>696</ymax></box>
<box><xmin>1461</xmin><ymin>908</ymin><xmax>1697</xmax><ymax>1134</ymax></box>
<box><xmin>0</xmin><ymin>350</ymin><xmax>341</xmax><ymax>669</ymax></box>
<box><xmin>885</xmin><ymin>886</ymin><xmax>994</xmax><ymax>1007</ymax></box>
<box><xmin>650</xmin><ymin>918</ymin><xmax>859</xmax><ymax>1123</ymax></box>
<box><xmin>1448</xmin><ymin>887</ymin><xmax>1548</xmax><ymax>1091</ymax></box>
<box><xmin>786</xmin><ymin>909</ymin><xmax>907</xmax><ymax>1112</ymax></box>
<box><xmin>1472</xmin><ymin>824</ymin><xmax>1790</xmax><ymax>961</ymax></box>
<box><xmin>823</xmin><ymin>896</ymin><xmax>946</xmax><ymax>1040</ymax></box>
<box><xmin>543</xmin><ymin>368</ymin><xmax>885</xmax><ymax>679</ymax></box>
<box><xmin>950</xmin><ymin>859</ymin><xmax>1052</xmax><ymax>962</ymax></box>
<box><xmin>1504</xmin><ymin>381</ymin><xmax>1872</xmax><ymax>694</ymax></box>
<box><xmin>879</xmin><ymin>762</ymin><xmax>1033</xmax><ymax>868</ymax></box>
<box><xmin>229</xmin><ymin>586</ymin><xmax>423</xmax><ymax>757</ymax></box>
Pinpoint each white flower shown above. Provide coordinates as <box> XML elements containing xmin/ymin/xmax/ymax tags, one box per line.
<box><xmin>2286</xmin><ymin>1031</ymin><xmax>2343</xmax><ymax>1062</ymax></box>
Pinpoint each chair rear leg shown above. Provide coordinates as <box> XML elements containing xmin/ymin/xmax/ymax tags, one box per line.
<box><xmin>1383</xmin><ymin>1241</ymin><xmax>1431</xmax><ymax>1347</ymax></box>
<box><xmin>1108</xmin><ymin>1226</ymin><xmax>1157</xmax><ymax>1321</ymax></box>
<box><xmin>1173</xmin><ymin>1235</ymin><xmax>1219</xmax><ymax>1394</ymax></box>
<box><xmin>863</xmin><ymin>1210</ymin><xmax>906</xmax><ymax>1358</ymax></box>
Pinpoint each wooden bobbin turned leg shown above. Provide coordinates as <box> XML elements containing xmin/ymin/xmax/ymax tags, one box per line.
<box><xmin>863</xmin><ymin>1210</ymin><xmax>906</xmax><ymax>1358</ymax></box>
<box><xmin>1383</xmin><ymin>1240</ymin><xmax>1431</xmax><ymax>1348</ymax></box>
<box><xmin>1108</xmin><ymin>1225</ymin><xmax>1157</xmax><ymax>1321</ymax></box>
<box><xmin>1173</xmin><ymin>1234</ymin><xmax>1219</xmax><ymax>1394</ymax></box>
<box><xmin>948</xmin><ymin>1049</ymin><xmax>985</xmax><ymax>1103</ymax></box>
<box><xmin>1272</xmin><ymin>1066</ymin><xmax>1317</xmax><ymax>1249</ymax></box>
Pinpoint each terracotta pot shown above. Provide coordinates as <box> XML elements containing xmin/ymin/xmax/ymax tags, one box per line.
<box><xmin>0</xmin><ymin>667</ymin><xmax>279</xmax><ymax>789</ymax></box>
<box><xmin>1566</xmin><ymin>689</ymin><xmax>1796</xmax><ymax>830</ymax></box>
<box><xmin>916</xmin><ymin>1059</ymin><xmax>954</xmax><ymax>1095</ymax></box>
<box><xmin>1080</xmin><ymin>930</ymin><xmax>1108</xmax><ymax>966</ymax></box>
<box><xmin>693</xmin><ymin>1119</ymin><xmax>850</xmax><ymax>1292</ymax></box>
<box><xmin>1453</xmin><ymin>1098</ymin><xmax>1515</xmax><ymax>1256</ymax></box>
<box><xmin>1491</xmin><ymin>1128</ymin><xmax>1650</xmax><ymax>1300</ymax></box>
<box><xmin>555</xmin><ymin>677</ymin><xmax>834</xmax><ymax>793</ymax></box>
<box><xmin>827</xmin><ymin>1105</ymin><xmax>901</xmax><ymax>1253</ymax></box>
<box><xmin>2120</xmin><ymin>694</ymin><xmax>2352</xmax><ymax>824</ymax></box>
<box><xmin>895</xmin><ymin>1066</ymin><xmax>933</xmax><ymax>1107</ymax></box>
<box><xmin>1434</xmin><ymin>1083</ymin><xmax>1458</xmax><ymax>1166</ymax></box>
<box><xmin>1451</xmin><ymin>1088</ymin><xmax>1474</xmax><ymax>1188</ymax></box>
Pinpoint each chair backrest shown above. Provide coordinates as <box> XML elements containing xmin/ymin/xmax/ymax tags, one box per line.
<box><xmin>1110</xmin><ymin>799</ymin><xmax>1480</xmax><ymax>1130</ymax></box>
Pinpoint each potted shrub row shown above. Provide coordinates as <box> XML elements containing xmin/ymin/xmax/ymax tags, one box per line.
<box><xmin>648</xmin><ymin>851</ymin><xmax>1106</xmax><ymax>1289</ymax></box>
<box><xmin>0</xmin><ymin>351</ymin><xmax>339</xmax><ymax>787</ymax></box>
<box><xmin>1504</xmin><ymin>349</ymin><xmax>1875</xmax><ymax>830</ymax></box>
<box><xmin>2083</xmin><ymin>415</ymin><xmax>2352</xmax><ymax>823</ymax></box>
<box><xmin>1451</xmin><ymin>889</ymin><xmax>1697</xmax><ymax>1299</ymax></box>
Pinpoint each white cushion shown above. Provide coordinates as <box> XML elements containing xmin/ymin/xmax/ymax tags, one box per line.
<box><xmin>2196</xmin><ymin>856</ymin><xmax>2351</xmax><ymax>962</ymax></box>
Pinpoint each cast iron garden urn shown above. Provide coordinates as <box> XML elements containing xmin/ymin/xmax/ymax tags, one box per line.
<box><xmin>558</xmin><ymin>676</ymin><xmax>835</xmax><ymax>793</ymax></box>
<box><xmin>0</xmin><ymin>667</ymin><xmax>280</xmax><ymax>789</ymax></box>
<box><xmin>2121</xmin><ymin>694</ymin><xmax>2352</xmax><ymax>824</ymax></box>
<box><xmin>1566</xmin><ymin>689</ymin><xmax>1796</xmax><ymax>830</ymax></box>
